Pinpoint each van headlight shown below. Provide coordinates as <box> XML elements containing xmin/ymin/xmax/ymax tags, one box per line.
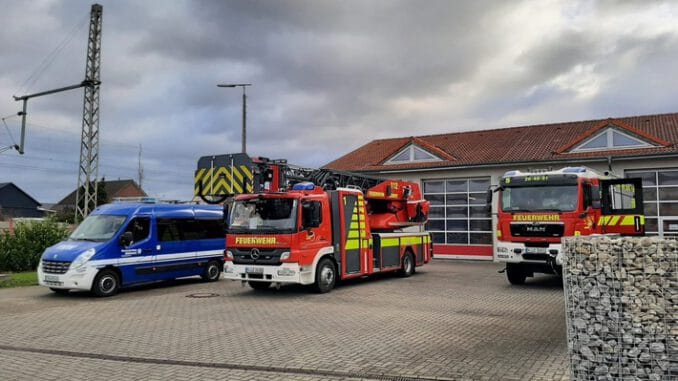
<box><xmin>72</xmin><ymin>248</ymin><xmax>96</xmax><ymax>269</ymax></box>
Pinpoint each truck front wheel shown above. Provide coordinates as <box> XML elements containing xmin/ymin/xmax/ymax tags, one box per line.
<box><xmin>506</xmin><ymin>264</ymin><xmax>527</xmax><ymax>285</ymax></box>
<box><xmin>313</xmin><ymin>258</ymin><xmax>336</xmax><ymax>293</ymax></box>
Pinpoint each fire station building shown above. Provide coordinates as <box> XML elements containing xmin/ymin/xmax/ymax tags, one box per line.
<box><xmin>325</xmin><ymin>112</ymin><xmax>678</xmax><ymax>260</ymax></box>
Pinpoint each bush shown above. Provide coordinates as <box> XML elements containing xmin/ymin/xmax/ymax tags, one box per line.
<box><xmin>0</xmin><ymin>219</ymin><xmax>70</xmax><ymax>272</ymax></box>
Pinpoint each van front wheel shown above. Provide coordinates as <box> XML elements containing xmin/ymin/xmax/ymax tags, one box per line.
<box><xmin>202</xmin><ymin>260</ymin><xmax>221</xmax><ymax>282</ymax></box>
<box><xmin>91</xmin><ymin>269</ymin><xmax>120</xmax><ymax>297</ymax></box>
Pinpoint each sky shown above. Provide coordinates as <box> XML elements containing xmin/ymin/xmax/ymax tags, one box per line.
<box><xmin>1</xmin><ymin>0</ymin><xmax>677</xmax><ymax>203</ymax></box>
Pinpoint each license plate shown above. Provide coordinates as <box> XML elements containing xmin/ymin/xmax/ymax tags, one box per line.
<box><xmin>245</xmin><ymin>267</ymin><xmax>264</xmax><ymax>274</ymax></box>
<box><xmin>525</xmin><ymin>247</ymin><xmax>547</xmax><ymax>254</ymax></box>
<box><xmin>44</xmin><ymin>275</ymin><xmax>60</xmax><ymax>282</ymax></box>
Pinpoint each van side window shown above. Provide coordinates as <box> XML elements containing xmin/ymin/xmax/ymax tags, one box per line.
<box><xmin>125</xmin><ymin>217</ymin><xmax>150</xmax><ymax>244</ymax></box>
<box><xmin>157</xmin><ymin>218</ymin><xmax>223</xmax><ymax>242</ymax></box>
<box><xmin>181</xmin><ymin>219</ymin><xmax>224</xmax><ymax>240</ymax></box>
<box><xmin>157</xmin><ymin>219</ymin><xmax>181</xmax><ymax>242</ymax></box>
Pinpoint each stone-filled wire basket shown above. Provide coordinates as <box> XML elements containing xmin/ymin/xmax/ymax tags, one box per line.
<box><xmin>562</xmin><ymin>236</ymin><xmax>677</xmax><ymax>381</ymax></box>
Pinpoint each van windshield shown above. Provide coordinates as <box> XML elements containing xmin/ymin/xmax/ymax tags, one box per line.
<box><xmin>70</xmin><ymin>214</ymin><xmax>127</xmax><ymax>242</ymax></box>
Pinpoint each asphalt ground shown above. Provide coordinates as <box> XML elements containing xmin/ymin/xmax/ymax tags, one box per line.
<box><xmin>0</xmin><ymin>260</ymin><xmax>569</xmax><ymax>380</ymax></box>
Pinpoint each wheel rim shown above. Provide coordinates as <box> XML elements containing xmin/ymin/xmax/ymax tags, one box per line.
<box><xmin>404</xmin><ymin>256</ymin><xmax>413</xmax><ymax>273</ymax></box>
<box><xmin>99</xmin><ymin>275</ymin><xmax>116</xmax><ymax>294</ymax></box>
<box><xmin>208</xmin><ymin>264</ymin><xmax>219</xmax><ymax>279</ymax></box>
<box><xmin>320</xmin><ymin>265</ymin><xmax>334</xmax><ymax>287</ymax></box>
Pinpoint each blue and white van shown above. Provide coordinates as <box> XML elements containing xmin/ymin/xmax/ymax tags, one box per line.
<box><xmin>38</xmin><ymin>202</ymin><xmax>225</xmax><ymax>297</ymax></box>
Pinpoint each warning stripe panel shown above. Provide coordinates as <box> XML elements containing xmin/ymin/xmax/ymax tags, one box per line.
<box><xmin>194</xmin><ymin>165</ymin><xmax>254</xmax><ymax>196</ymax></box>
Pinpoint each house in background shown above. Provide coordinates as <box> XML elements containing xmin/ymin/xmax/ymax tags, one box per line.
<box><xmin>0</xmin><ymin>182</ymin><xmax>44</xmax><ymax>220</ymax></box>
<box><xmin>55</xmin><ymin>179</ymin><xmax>147</xmax><ymax>212</ymax></box>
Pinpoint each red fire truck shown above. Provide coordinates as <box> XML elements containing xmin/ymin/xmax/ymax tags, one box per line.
<box><xmin>195</xmin><ymin>154</ymin><xmax>432</xmax><ymax>293</ymax></box>
<box><xmin>491</xmin><ymin>167</ymin><xmax>644</xmax><ymax>285</ymax></box>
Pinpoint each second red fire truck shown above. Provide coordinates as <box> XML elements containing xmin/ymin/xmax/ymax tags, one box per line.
<box><xmin>492</xmin><ymin>167</ymin><xmax>645</xmax><ymax>285</ymax></box>
<box><xmin>195</xmin><ymin>154</ymin><xmax>432</xmax><ymax>293</ymax></box>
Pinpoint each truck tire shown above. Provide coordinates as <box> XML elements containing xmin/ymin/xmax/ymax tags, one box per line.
<box><xmin>91</xmin><ymin>269</ymin><xmax>120</xmax><ymax>297</ymax></box>
<box><xmin>248</xmin><ymin>281</ymin><xmax>271</xmax><ymax>290</ymax></box>
<box><xmin>201</xmin><ymin>260</ymin><xmax>221</xmax><ymax>282</ymax></box>
<box><xmin>399</xmin><ymin>252</ymin><xmax>415</xmax><ymax>277</ymax></box>
<box><xmin>506</xmin><ymin>264</ymin><xmax>527</xmax><ymax>285</ymax></box>
<box><xmin>313</xmin><ymin>258</ymin><xmax>336</xmax><ymax>293</ymax></box>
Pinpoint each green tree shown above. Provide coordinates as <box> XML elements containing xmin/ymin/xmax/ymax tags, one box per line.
<box><xmin>0</xmin><ymin>219</ymin><xmax>70</xmax><ymax>272</ymax></box>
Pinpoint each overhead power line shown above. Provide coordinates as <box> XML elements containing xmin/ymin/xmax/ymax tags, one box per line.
<box><xmin>17</xmin><ymin>15</ymin><xmax>89</xmax><ymax>95</ymax></box>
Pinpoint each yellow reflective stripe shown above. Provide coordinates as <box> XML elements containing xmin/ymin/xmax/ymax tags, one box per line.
<box><xmin>348</xmin><ymin>230</ymin><xmax>360</xmax><ymax>239</ymax></box>
<box><xmin>345</xmin><ymin>239</ymin><xmax>360</xmax><ymax>250</ymax></box>
<box><xmin>610</xmin><ymin>216</ymin><xmax>620</xmax><ymax>225</ymax></box>
<box><xmin>599</xmin><ymin>216</ymin><xmax>609</xmax><ymax>225</ymax></box>
<box><xmin>223</xmin><ymin>169</ymin><xmax>242</xmax><ymax>194</ymax></box>
<box><xmin>360</xmin><ymin>223</ymin><xmax>365</xmax><ymax>229</ymax></box>
<box><xmin>362</xmin><ymin>239</ymin><xmax>369</xmax><ymax>247</ymax></box>
<box><xmin>619</xmin><ymin>215</ymin><xmax>645</xmax><ymax>225</ymax></box>
<box><xmin>381</xmin><ymin>238</ymin><xmax>400</xmax><ymax>248</ymax></box>
<box><xmin>350</xmin><ymin>222</ymin><xmax>359</xmax><ymax>229</ymax></box>
<box><xmin>367</xmin><ymin>191</ymin><xmax>384</xmax><ymax>197</ymax></box>
<box><xmin>239</xmin><ymin>165</ymin><xmax>252</xmax><ymax>179</ymax></box>
<box><xmin>401</xmin><ymin>237</ymin><xmax>424</xmax><ymax>246</ymax></box>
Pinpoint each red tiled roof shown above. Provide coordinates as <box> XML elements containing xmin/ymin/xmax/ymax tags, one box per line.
<box><xmin>324</xmin><ymin>112</ymin><xmax>678</xmax><ymax>172</ymax></box>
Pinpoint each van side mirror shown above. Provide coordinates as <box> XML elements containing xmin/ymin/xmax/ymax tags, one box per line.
<box><xmin>120</xmin><ymin>231</ymin><xmax>133</xmax><ymax>247</ymax></box>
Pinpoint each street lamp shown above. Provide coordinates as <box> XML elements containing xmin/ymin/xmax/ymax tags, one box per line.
<box><xmin>217</xmin><ymin>83</ymin><xmax>251</xmax><ymax>153</ymax></box>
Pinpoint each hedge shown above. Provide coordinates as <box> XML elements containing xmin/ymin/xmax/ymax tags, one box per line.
<box><xmin>0</xmin><ymin>219</ymin><xmax>70</xmax><ymax>272</ymax></box>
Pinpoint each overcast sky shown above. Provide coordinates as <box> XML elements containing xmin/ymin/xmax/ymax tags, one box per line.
<box><xmin>1</xmin><ymin>0</ymin><xmax>677</xmax><ymax>203</ymax></box>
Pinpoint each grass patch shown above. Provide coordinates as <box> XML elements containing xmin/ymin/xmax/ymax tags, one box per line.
<box><xmin>0</xmin><ymin>271</ymin><xmax>38</xmax><ymax>288</ymax></box>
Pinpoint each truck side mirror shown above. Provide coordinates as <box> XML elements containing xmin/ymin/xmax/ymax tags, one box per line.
<box><xmin>119</xmin><ymin>231</ymin><xmax>133</xmax><ymax>247</ymax></box>
<box><xmin>222</xmin><ymin>203</ymin><xmax>230</xmax><ymax>231</ymax></box>
<box><xmin>302</xmin><ymin>202</ymin><xmax>321</xmax><ymax>229</ymax></box>
<box><xmin>591</xmin><ymin>185</ymin><xmax>601</xmax><ymax>209</ymax></box>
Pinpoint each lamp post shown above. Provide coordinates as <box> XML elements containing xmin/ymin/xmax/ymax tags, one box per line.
<box><xmin>217</xmin><ymin>83</ymin><xmax>251</xmax><ymax>153</ymax></box>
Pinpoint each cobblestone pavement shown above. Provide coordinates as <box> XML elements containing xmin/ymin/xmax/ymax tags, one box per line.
<box><xmin>0</xmin><ymin>260</ymin><xmax>569</xmax><ymax>380</ymax></box>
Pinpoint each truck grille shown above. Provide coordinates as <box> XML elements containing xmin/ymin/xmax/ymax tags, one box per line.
<box><xmin>231</xmin><ymin>248</ymin><xmax>289</xmax><ymax>265</ymax></box>
<box><xmin>510</xmin><ymin>223</ymin><xmax>564</xmax><ymax>237</ymax></box>
<box><xmin>42</xmin><ymin>260</ymin><xmax>71</xmax><ymax>274</ymax></box>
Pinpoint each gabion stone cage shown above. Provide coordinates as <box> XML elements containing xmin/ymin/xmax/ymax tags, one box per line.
<box><xmin>562</xmin><ymin>236</ymin><xmax>677</xmax><ymax>381</ymax></box>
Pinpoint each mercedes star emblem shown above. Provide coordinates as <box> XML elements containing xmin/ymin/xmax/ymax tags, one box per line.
<box><xmin>250</xmin><ymin>248</ymin><xmax>260</xmax><ymax>260</ymax></box>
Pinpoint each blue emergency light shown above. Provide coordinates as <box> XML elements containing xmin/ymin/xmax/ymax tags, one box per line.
<box><xmin>292</xmin><ymin>182</ymin><xmax>316</xmax><ymax>191</ymax></box>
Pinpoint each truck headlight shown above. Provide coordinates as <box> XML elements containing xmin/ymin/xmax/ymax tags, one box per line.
<box><xmin>225</xmin><ymin>250</ymin><xmax>234</xmax><ymax>259</ymax></box>
<box><xmin>72</xmin><ymin>248</ymin><xmax>96</xmax><ymax>270</ymax></box>
<box><xmin>280</xmin><ymin>251</ymin><xmax>290</xmax><ymax>261</ymax></box>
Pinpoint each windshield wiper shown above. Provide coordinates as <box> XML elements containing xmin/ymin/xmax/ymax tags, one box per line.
<box><xmin>70</xmin><ymin>237</ymin><xmax>100</xmax><ymax>242</ymax></box>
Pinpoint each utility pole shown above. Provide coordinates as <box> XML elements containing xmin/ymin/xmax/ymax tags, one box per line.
<box><xmin>75</xmin><ymin>3</ymin><xmax>103</xmax><ymax>221</ymax></box>
<box><xmin>217</xmin><ymin>83</ymin><xmax>251</xmax><ymax>153</ymax></box>
<box><xmin>137</xmin><ymin>144</ymin><xmax>144</xmax><ymax>188</ymax></box>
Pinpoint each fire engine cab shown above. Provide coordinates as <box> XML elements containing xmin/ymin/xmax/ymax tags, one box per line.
<box><xmin>491</xmin><ymin>167</ymin><xmax>644</xmax><ymax>285</ymax></box>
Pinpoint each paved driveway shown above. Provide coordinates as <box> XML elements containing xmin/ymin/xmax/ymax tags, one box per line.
<box><xmin>0</xmin><ymin>260</ymin><xmax>569</xmax><ymax>380</ymax></box>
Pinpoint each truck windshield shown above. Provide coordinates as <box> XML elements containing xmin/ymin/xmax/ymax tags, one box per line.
<box><xmin>501</xmin><ymin>185</ymin><xmax>579</xmax><ymax>212</ymax></box>
<box><xmin>70</xmin><ymin>214</ymin><xmax>127</xmax><ymax>242</ymax></box>
<box><xmin>229</xmin><ymin>198</ymin><xmax>298</xmax><ymax>233</ymax></box>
